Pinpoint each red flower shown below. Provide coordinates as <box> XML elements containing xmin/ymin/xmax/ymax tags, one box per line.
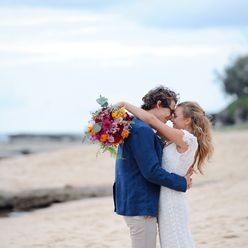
<box><xmin>114</xmin><ymin>134</ymin><xmax>122</xmax><ymax>144</ymax></box>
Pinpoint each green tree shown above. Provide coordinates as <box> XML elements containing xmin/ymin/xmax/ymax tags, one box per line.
<box><xmin>216</xmin><ymin>55</ymin><xmax>248</xmax><ymax>125</ymax></box>
<box><xmin>221</xmin><ymin>55</ymin><xmax>248</xmax><ymax>97</ymax></box>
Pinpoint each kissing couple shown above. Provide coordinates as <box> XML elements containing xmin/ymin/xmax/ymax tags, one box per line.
<box><xmin>113</xmin><ymin>86</ymin><xmax>214</xmax><ymax>248</ymax></box>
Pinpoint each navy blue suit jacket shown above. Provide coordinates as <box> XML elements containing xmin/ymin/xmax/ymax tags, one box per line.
<box><xmin>114</xmin><ymin>118</ymin><xmax>187</xmax><ymax>217</ymax></box>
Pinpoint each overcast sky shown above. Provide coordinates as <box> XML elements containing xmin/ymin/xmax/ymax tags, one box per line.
<box><xmin>0</xmin><ymin>1</ymin><xmax>248</xmax><ymax>133</ymax></box>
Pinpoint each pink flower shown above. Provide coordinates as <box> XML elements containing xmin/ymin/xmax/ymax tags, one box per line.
<box><xmin>108</xmin><ymin>135</ymin><xmax>114</xmax><ymax>143</ymax></box>
<box><xmin>102</xmin><ymin>118</ymin><xmax>113</xmax><ymax>132</ymax></box>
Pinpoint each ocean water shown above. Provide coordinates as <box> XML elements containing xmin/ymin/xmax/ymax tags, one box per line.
<box><xmin>0</xmin><ymin>134</ymin><xmax>9</xmax><ymax>143</ymax></box>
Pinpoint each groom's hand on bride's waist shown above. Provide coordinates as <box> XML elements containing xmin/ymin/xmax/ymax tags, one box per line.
<box><xmin>185</xmin><ymin>168</ymin><xmax>193</xmax><ymax>190</ymax></box>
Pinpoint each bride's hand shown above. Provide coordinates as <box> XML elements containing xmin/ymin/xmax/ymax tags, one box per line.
<box><xmin>113</xmin><ymin>101</ymin><xmax>125</xmax><ymax>109</ymax></box>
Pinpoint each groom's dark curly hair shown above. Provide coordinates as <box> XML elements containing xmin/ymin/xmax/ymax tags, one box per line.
<box><xmin>141</xmin><ymin>86</ymin><xmax>179</xmax><ymax>110</ymax></box>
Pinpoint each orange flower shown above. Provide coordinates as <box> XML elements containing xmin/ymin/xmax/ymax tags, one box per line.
<box><xmin>100</xmin><ymin>133</ymin><xmax>109</xmax><ymax>142</ymax></box>
<box><xmin>111</xmin><ymin>111</ymin><xmax>119</xmax><ymax>120</ymax></box>
<box><xmin>121</xmin><ymin>129</ymin><xmax>129</xmax><ymax>138</ymax></box>
<box><xmin>87</xmin><ymin>125</ymin><xmax>94</xmax><ymax>134</ymax></box>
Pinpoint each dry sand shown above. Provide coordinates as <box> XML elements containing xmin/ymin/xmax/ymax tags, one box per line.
<box><xmin>0</xmin><ymin>130</ymin><xmax>248</xmax><ymax>247</ymax></box>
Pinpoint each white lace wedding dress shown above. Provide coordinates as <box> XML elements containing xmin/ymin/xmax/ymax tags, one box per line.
<box><xmin>158</xmin><ymin>130</ymin><xmax>198</xmax><ymax>248</ymax></box>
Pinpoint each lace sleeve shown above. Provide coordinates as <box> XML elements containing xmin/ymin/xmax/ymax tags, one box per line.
<box><xmin>181</xmin><ymin>129</ymin><xmax>198</xmax><ymax>149</ymax></box>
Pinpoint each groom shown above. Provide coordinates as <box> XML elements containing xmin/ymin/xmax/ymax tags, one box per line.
<box><xmin>113</xmin><ymin>86</ymin><xmax>192</xmax><ymax>248</ymax></box>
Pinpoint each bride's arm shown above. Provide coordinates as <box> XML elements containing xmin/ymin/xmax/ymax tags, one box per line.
<box><xmin>118</xmin><ymin>101</ymin><xmax>187</xmax><ymax>149</ymax></box>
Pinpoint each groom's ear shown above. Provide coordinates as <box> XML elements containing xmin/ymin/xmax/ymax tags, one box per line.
<box><xmin>156</xmin><ymin>100</ymin><xmax>162</xmax><ymax>109</ymax></box>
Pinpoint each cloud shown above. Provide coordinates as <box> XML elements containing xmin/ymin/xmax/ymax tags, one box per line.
<box><xmin>0</xmin><ymin>5</ymin><xmax>247</xmax><ymax>132</ymax></box>
<box><xmin>120</xmin><ymin>0</ymin><xmax>248</xmax><ymax>29</ymax></box>
<box><xmin>0</xmin><ymin>0</ymin><xmax>121</xmax><ymax>10</ymax></box>
<box><xmin>1</xmin><ymin>0</ymin><xmax>248</xmax><ymax>29</ymax></box>
<box><xmin>1</xmin><ymin>40</ymin><xmax>239</xmax><ymax>67</ymax></box>
<box><xmin>0</xmin><ymin>6</ymin><xmax>247</xmax><ymax>67</ymax></box>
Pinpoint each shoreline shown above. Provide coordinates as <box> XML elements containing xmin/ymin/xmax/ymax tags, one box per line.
<box><xmin>0</xmin><ymin>133</ymin><xmax>82</xmax><ymax>160</ymax></box>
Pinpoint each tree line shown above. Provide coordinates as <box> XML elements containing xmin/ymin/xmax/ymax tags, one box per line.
<box><xmin>216</xmin><ymin>55</ymin><xmax>248</xmax><ymax>126</ymax></box>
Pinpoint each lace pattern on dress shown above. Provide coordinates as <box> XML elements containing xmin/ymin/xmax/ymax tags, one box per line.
<box><xmin>159</xmin><ymin>129</ymin><xmax>197</xmax><ymax>248</ymax></box>
<box><xmin>181</xmin><ymin>129</ymin><xmax>198</xmax><ymax>154</ymax></box>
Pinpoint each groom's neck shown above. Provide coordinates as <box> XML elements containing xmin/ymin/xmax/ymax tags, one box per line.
<box><xmin>146</xmin><ymin>109</ymin><xmax>157</xmax><ymax>117</ymax></box>
<box><xmin>147</xmin><ymin>108</ymin><xmax>157</xmax><ymax>118</ymax></box>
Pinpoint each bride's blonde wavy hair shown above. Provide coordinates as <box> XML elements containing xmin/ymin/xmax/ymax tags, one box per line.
<box><xmin>178</xmin><ymin>101</ymin><xmax>214</xmax><ymax>174</ymax></box>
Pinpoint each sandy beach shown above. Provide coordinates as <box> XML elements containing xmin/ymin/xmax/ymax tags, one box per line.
<box><xmin>0</xmin><ymin>130</ymin><xmax>248</xmax><ymax>247</ymax></box>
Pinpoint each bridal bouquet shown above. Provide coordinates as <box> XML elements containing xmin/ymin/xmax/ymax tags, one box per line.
<box><xmin>83</xmin><ymin>96</ymin><xmax>133</xmax><ymax>156</ymax></box>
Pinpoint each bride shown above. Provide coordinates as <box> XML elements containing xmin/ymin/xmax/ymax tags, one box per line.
<box><xmin>116</xmin><ymin>100</ymin><xmax>214</xmax><ymax>248</ymax></box>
